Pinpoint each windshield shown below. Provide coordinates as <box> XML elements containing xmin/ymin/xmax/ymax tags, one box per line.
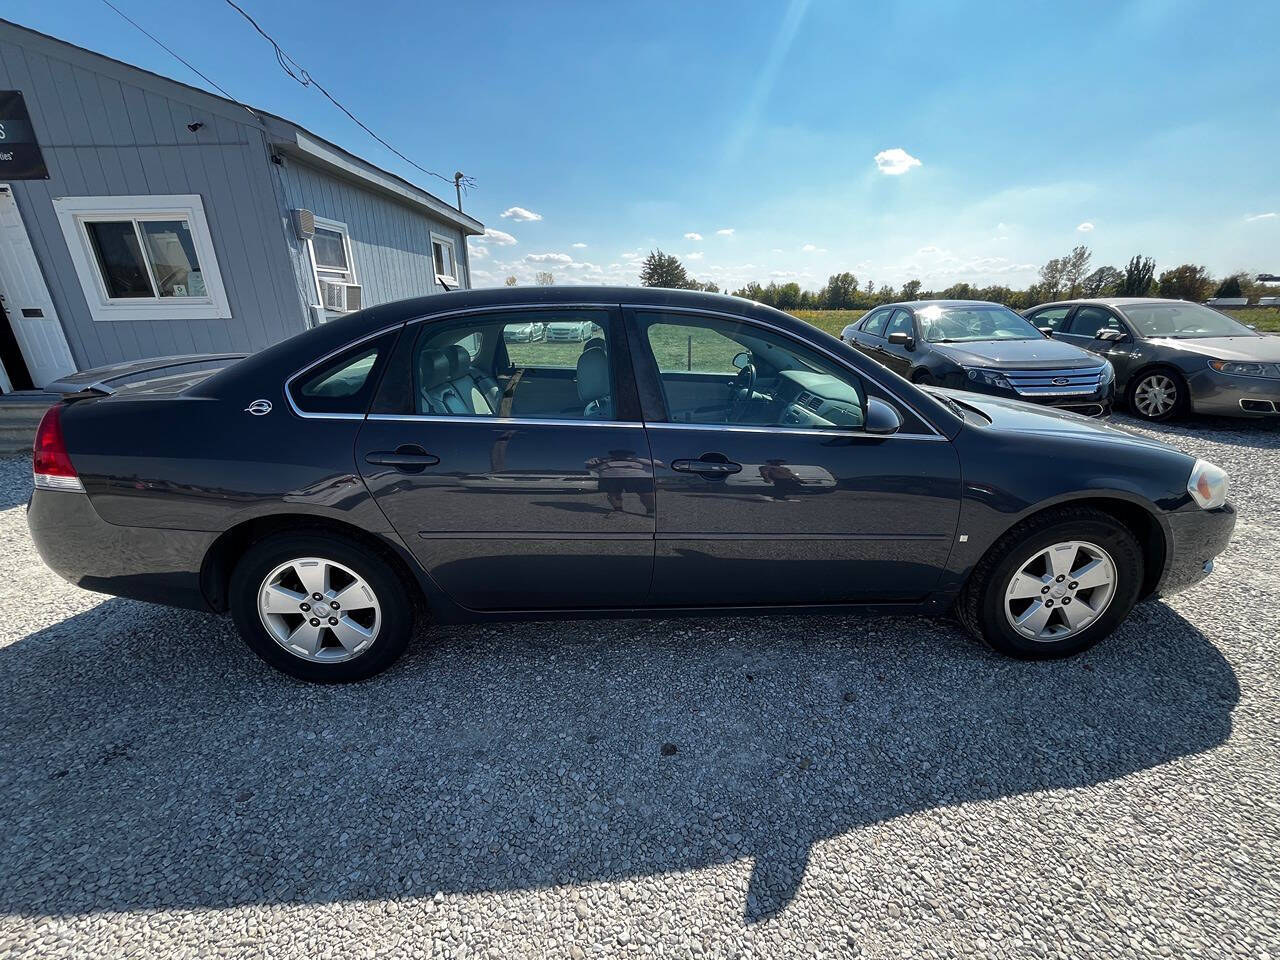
<box><xmin>1122</xmin><ymin>302</ymin><xmax>1254</xmax><ymax>339</ymax></box>
<box><xmin>917</xmin><ymin>304</ymin><xmax>1044</xmax><ymax>343</ymax></box>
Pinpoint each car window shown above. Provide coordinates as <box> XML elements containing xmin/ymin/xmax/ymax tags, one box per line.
<box><xmin>1029</xmin><ymin>306</ymin><xmax>1071</xmax><ymax>329</ymax></box>
<box><xmin>1066</xmin><ymin>306</ymin><xmax>1124</xmax><ymax>339</ymax></box>
<box><xmin>884</xmin><ymin>309</ymin><xmax>914</xmax><ymax>339</ymax></box>
<box><xmin>640</xmin><ymin>311</ymin><xmax>866</xmax><ymax>430</ymax></box>
<box><xmin>1121</xmin><ymin>302</ymin><xmax>1253</xmax><ymax>339</ymax></box>
<box><xmin>407</xmin><ymin>310</ymin><xmax>615</xmax><ymax>420</ymax></box>
<box><xmin>918</xmin><ymin>304</ymin><xmax>1043</xmax><ymax>343</ymax></box>
<box><xmin>862</xmin><ymin>310</ymin><xmax>890</xmax><ymax>338</ymax></box>
<box><xmin>290</xmin><ymin>332</ymin><xmax>395</xmax><ymax>415</ymax></box>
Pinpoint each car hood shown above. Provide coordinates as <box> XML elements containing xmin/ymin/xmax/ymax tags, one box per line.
<box><xmin>929</xmin><ymin>387</ymin><xmax>1183</xmax><ymax>454</ymax></box>
<box><xmin>930</xmin><ymin>337</ymin><xmax>1098</xmax><ymax>369</ymax></box>
<box><xmin>1144</xmin><ymin>335</ymin><xmax>1280</xmax><ymax>363</ymax></box>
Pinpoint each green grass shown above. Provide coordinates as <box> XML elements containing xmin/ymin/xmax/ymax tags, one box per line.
<box><xmin>1225</xmin><ymin>308</ymin><xmax>1280</xmax><ymax>332</ymax></box>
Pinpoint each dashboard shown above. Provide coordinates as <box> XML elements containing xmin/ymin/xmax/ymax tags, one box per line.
<box><xmin>772</xmin><ymin>369</ymin><xmax>866</xmax><ymax>429</ymax></box>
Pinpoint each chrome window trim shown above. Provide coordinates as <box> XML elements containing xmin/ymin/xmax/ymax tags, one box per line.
<box><xmin>284</xmin><ymin>323</ymin><xmax>404</xmax><ymax>420</ymax></box>
<box><xmin>283</xmin><ymin>301</ymin><xmax>953</xmax><ymax>436</ymax></box>
<box><xmin>642</xmin><ymin>421</ymin><xmax>947</xmax><ymax>441</ymax></box>
<box><xmin>367</xmin><ymin>414</ymin><xmax>645</xmax><ymax>428</ymax></box>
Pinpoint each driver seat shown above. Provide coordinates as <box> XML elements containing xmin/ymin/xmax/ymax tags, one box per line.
<box><xmin>576</xmin><ymin>347</ymin><xmax>611</xmax><ymax>419</ymax></box>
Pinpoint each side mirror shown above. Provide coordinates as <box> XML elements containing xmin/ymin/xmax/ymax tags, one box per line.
<box><xmin>886</xmin><ymin>331</ymin><xmax>915</xmax><ymax>350</ymax></box>
<box><xmin>1095</xmin><ymin>329</ymin><xmax>1127</xmax><ymax>342</ymax></box>
<box><xmin>863</xmin><ymin>397</ymin><xmax>902</xmax><ymax>435</ymax></box>
<box><xmin>732</xmin><ymin>351</ymin><xmax>750</xmax><ymax>370</ymax></box>
<box><xmin>1038</xmin><ymin>326</ymin><xmax>1054</xmax><ymax>338</ymax></box>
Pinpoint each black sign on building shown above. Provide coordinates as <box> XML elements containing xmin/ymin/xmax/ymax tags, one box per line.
<box><xmin>0</xmin><ymin>91</ymin><xmax>49</xmax><ymax>180</ymax></box>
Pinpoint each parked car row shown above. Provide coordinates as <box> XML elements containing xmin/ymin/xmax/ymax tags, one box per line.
<box><xmin>840</xmin><ymin>298</ymin><xmax>1279</xmax><ymax>422</ymax></box>
<box><xmin>28</xmin><ymin>287</ymin><xmax>1235</xmax><ymax>683</ymax></box>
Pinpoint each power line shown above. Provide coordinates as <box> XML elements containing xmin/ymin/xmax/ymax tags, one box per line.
<box><xmin>220</xmin><ymin>0</ymin><xmax>474</xmax><ymax>193</ymax></box>
<box><xmin>98</xmin><ymin>0</ymin><xmax>261</xmax><ymax>122</ymax></box>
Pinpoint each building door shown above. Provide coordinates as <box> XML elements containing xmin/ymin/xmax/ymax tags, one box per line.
<box><xmin>0</xmin><ymin>185</ymin><xmax>76</xmax><ymax>387</ymax></box>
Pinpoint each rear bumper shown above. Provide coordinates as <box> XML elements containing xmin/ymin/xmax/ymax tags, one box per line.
<box><xmin>26</xmin><ymin>489</ymin><xmax>216</xmax><ymax>611</ymax></box>
<box><xmin>1154</xmin><ymin>503</ymin><xmax>1236</xmax><ymax>597</ymax></box>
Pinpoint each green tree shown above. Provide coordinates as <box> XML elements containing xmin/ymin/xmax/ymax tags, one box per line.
<box><xmin>1157</xmin><ymin>263</ymin><xmax>1212</xmax><ymax>301</ymax></box>
<box><xmin>1063</xmin><ymin>245</ymin><xmax>1092</xmax><ymax>297</ymax></box>
<box><xmin>775</xmin><ymin>282</ymin><xmax>802</xmax><ymax>309</ymax></box>
<box><xmin>1037</xmin><ymin>256</ymin><xmax>1066</xmax><ymax>300</ymax></box>
<box><xmin>899</xmin><ymin>279</ymin><xmax>922</xmax><ymax>300</ymax></box>
<box><xmin>822</xmin><ymin>272</ymin><xmax>859</xmax><ymax>309</ymax></box>
<box><xmin>1082</xmin><ymin>266</ymin><xmax>1122</xmax><ymax>297</ymax></box>
<box><xmin>1121</xmin><ymin>255</ymin><xmax>1156</xmax><ymax>296</ymax></box>
<box><xmin>639</xmin><ymin>249</ymin><xmax>691</xmax><ymax>289</ymax></box>
<box><xmin>1213</xmin><ymin>274</ymin><xmax>1243</xmax><ymax>298</ymax></box>
<box><xmin>733</xmin><ymin>281</ymin><xmax>766</xmax><ymax>301</ymax></box>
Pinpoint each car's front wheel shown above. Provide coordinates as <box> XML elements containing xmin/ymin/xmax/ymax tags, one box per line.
<box><xmin>229</xmin><ymin>532</ymin><xmax>414</xmax><ymax>681</ymax></box>
<box><xmin>958</xmin><ymin>507</ymin><xmax>1144</xmax><ymax>658</ymax></box>
<box><xmin>1127</xmin><ymin>369</ymin><xmax>1186</xmax><ymax>421</ymax></box>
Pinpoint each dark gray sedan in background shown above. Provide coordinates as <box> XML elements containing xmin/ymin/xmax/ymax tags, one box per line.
<box><xmin>842</xmin><ymin>300</ymin><xmax>1115</xmax><ymax>416</ymax></box>
<box><xmin>1024</xmin><ymin>298</ymin><xmax>1280</xmax><ymax>421</ymax></box>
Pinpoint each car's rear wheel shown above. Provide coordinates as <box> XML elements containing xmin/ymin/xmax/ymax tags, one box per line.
<box><xmin>957</xmin><ymin>507</ymin><xmax>1143</xmax><ymax>658</ymax></box>
<box><xmin>1127</xmin><ymin>369</ymin><xmax>1186</xmax><ymax>421</ymax></box>
<box><xmin>229</xmin><ymin>533</ymin><xmax>413</xmax><ymax>682</ymax></box>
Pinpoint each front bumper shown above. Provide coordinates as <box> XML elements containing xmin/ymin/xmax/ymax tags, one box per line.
<box><xmin>27</xmin><ymin>488</ymin><xmax>217</xmax><ymax>611</ymax></box>
<box><xmin>1187</xmin><ymin>368</ymin><xmax>1280</xmax><ymax>417</ymax></box>
<box><xmin>1155</xmin><ymin>502</ymin><xmax>1236</xmax><ymax>597</ymax></box>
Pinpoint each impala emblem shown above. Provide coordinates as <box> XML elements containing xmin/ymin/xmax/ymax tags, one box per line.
<box><xmin>245</xmin><ymin>399</ymin><xmax>273</xmax><ymax>416</ymax></box>
<box><xmin>1051</xmin><ymin>377</ymin><xmax>1070</xmax><ymax>386</ymax></box>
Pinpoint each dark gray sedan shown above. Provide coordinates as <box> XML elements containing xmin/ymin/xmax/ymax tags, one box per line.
<box><xmin>1024</xmin><ymin>298</ymin><xmax>1280</xmax><ymax>421</ymax></box>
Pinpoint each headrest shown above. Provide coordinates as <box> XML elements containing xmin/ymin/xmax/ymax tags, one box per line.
<box><xmin>583</xmin><ymin>337</ymin><xmax>607</xmax><ymax>354</ymax></box>
<box><xmin>416</xmin><ymin>348</ymin><xmax>451</xmax><ymax>390</ymax></box>
<box><xmin>576</xmin><ymin>347</ymin><xmax>610</xmax><ymax>404</ymax></box>
<box><xmin>446</xmin><ymin>345</ymin><xmax>471</xmax><ymax>378</ymax></box>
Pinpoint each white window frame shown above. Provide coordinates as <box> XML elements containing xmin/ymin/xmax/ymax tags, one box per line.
<box><xmin>431</xmin><ymin>232</ymin><xmax>459</xmax><ymax>290</ymax></box>
<box><xmin>53</xmin><ymin>194</ymin><xmax>231</xmax><ymax>322</ymax></box>
<box><xmin>307</xmin><ymin>216</ymin><xmax>359</xmax><ymax>320</ymax></box>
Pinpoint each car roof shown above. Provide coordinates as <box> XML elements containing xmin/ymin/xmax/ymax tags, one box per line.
<box><xmin>886</xmin><ymin>299</ymin><xmax>1013</xmax><ymax>310</ymax></box>
<box><xmin>1029</xmin><ymin>297</ymin><xmax>1193</xmax><ymax>310</ymax></box>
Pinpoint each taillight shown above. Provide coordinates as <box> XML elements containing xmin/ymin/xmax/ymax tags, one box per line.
<box><xmin>32</xmin><ymin>405</ymin><xmax>84</xmax><ymax>492</ymax></box>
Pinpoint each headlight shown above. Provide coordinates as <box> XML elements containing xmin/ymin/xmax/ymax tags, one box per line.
<box><xmin>1100</xmin><ymin>361</ymin><xmax>1115</xmax><ymax>384</ymax></box>
<box><xmin>965</xmin><ymin>368</ymin><xmax>1012</xmax><ymax>390</ymax></box>
<box><xmin>1187</xmin><ymin>459</ymin><xmax>1228</xmax><ymax>509</ymax></box>
<box><xmin>1208</xmin><ymin>359</ymin><xmax>1280</xmax><ymax>379</ymax></box>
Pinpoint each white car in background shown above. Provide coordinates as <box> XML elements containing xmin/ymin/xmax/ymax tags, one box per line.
<box><xmin>545</xmin><ymin>320</ymin><xmax>598</xmax><ymax>342</ymax></box>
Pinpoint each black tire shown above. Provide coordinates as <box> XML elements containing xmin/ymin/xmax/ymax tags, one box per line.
<box><xmin>957</xmin><ymin>506</ymin><xmax>1144</xmax><ymax>659</ymax></box>
<box><xmin>1126</xmin><ymin>368</ymin><xmax>1187</xmax><ymax>422</ymax></box>
<box><xmin>229</xmin><ymin>532</ymin><xmax>414</xmax><ymax>682</ymax></box>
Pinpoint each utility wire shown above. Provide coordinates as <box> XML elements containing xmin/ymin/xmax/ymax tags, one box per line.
<box><xmin>221</xmin><ymin>0</ymin><xmax>475</xmax><ymax>193</ymax></box>
<box><xmin>98</xmin><ymin>0</ymin><xmax>262</xmax><ymax>122</ymax></box>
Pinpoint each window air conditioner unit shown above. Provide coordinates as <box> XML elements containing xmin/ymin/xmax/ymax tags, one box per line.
<box><xmin>291</xmin><ymin>208</ymin><xmax>316</xmax><ymax>240</ymax></box>
<box><xmin>321</xmin><ymin>280</ymin><xmax>362</xmax><ymax>313</ymax></box>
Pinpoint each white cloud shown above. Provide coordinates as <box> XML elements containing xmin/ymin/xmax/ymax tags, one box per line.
<box><xmin>501</xmin><ymin>206</ymin><xmax>543</xmax><ymax>222</ymax></box>
<box><xmin>1076</xmin><ymin>221</ymin><xmax>1095</xmax><ymax>232</ymax></box>
<box><xmin>916</xmin><ymin>245</ymin><xmax>941</xmax><ymax>255</ymax></box>
<box><xmin>469</xmin><ymin>241</ymin><xmax>489</xmax><ymax>259</ymax></box>
<box><xmin>801</xmin><ymin>243</ymin><xmax>817</xmax><ymax>252</ymax></box>
<box><xmin>685</xmin><ymin>251</ymin><xmax>704</xmax><ymax>260</ymax></box>
<box><xmin>770</xmin><ymin>248</ymin><xmax>785</xmax><ymax>254</ymax></box>
<box><xmin>874</xmin><ymin>148</ymin><xmax>922</xmax><ymax>176</ymax></box>
<box><xmin>484</xmin><ymin>227</ymin><xmax>517</xmax><ymax>245</ymax></box>
<box><xmin>1245</xmin><ymin>212</ymin><xmax>1277</xmax><ymax>222</ymax></box>
<box><xmin>620</xmin><ymin>251</ymin><xmax>642</xmax><ymax>261</ymax></box>
<box><xmin>524</xmin><ymin>252</ymin><xmax>572</xmax><ymax>264</ymax></box>
<box><xmin>684</xmin><ymin>232</ymin><xmax>703</xmax><ymax>241</ymax></box>
<box><xmin>571</xmin><ymin>242</ymin><xmax>588</xmax><ymax>248</ymax></box>
<box><xmin>991</xmin><ymin>235</ymin><xmax>1009</xmax><ymax>242</ymax></box>
<box><xmin>716</xmin><ymin>228</ymin><xmax>735</xmax><ymax>236</ymax></box>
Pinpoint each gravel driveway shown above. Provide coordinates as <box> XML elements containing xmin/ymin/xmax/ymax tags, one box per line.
<box><xmin>1</xmin><ymin>416</ymin><xmax>1277</xmax><ymax>959</ymax></box>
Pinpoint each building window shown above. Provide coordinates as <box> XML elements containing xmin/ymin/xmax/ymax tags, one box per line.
<box><xmin>431</xmin><ymin>233</ymin><xmax>458</xmax><ymax>289</ymax></box>
<box><xmin>53</xmin><ymin>194</ymin><xmax>231</xmax><ymax>321</ymax></box>
<box><xmin>307</xmin><ymin>217</ymin><xmax>360</xmax><ymax>319</ymax></box>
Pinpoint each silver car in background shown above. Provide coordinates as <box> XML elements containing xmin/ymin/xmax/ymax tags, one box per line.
<box><xmin>1024</xmin><ymin>298</ymin><xmax>1280</xmax><ymax>421</ymax></box>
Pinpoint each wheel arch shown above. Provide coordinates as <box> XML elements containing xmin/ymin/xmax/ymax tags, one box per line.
<box><xmin>200</xmin><ymin>513</ymin><xmax>430</xmax><ymax>615</ymax></box>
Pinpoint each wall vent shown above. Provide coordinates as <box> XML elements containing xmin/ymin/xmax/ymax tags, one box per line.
<box><xmin>291</xmin><ymin>208</ymin><xmax>316</xmax><ymax>240</ymax></box>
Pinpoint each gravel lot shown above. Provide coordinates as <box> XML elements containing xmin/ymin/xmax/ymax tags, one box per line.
<box><xmin>1</xmin><ymin>415</ymin><xmax>1277</xmax><ymax>959</ymax></box>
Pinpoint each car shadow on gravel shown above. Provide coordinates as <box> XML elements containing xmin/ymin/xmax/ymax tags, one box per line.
<box><xmin>0</xmin><ymin>456</ymin><xmax>32</xmax><ymax>511</ymax></box>
<box><xmin>0</xmin><ymin>598</ymin><xmax>1238</xmax><ymax>924</ymax></box>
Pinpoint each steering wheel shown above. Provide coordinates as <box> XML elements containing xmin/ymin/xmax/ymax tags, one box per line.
<box><xmin>729</xmin><ymin>360</ymin><xmax>756</xmax><ymax>400</ymax></box>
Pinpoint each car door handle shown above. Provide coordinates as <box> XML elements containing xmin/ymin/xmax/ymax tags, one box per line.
<box><xmin>365</xmin><ymin>446</ymin><xmax>440</xmax><ymax>471</ymax></box>
<box><xmin>672</xmin><ymin>458</ymin><xmax>742</xmax><ymax>477</ymax></box>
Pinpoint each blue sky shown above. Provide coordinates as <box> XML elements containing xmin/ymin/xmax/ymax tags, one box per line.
<box><xmin>9</xmin><ymin>0</ymin><xmax>1278</xmax><ymax>290</ymax></box>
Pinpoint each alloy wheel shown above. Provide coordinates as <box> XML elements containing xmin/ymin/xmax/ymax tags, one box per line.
<box><xmin>1133</xmin><ymin>374</ymin><xmax>1178</xmax><ymax>418</ymax></box>
<box><xmin>257</xmin><ymin>557</ymin><xmax>381</xmax><ymax>663</ymax></box>
<box><xmin>1003</xmin><ymin>540</ymin><xmax>1117</xmax><ymax>642</ymax></box>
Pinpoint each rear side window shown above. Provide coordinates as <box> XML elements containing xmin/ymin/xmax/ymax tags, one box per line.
<box><xmin>1029</xmin><ymin>306</ymin><xmax>1071</xmax><ymax>330</ymax></box>
<box><xmin>1066</xmin><ymin>306</ymin><xmax>1123</xmax><ymax>339</ymax></box>
<box><xmin>289</xmin><ymin>332</ymin><xmax>396</xmax><ymax>415</ymax></box>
